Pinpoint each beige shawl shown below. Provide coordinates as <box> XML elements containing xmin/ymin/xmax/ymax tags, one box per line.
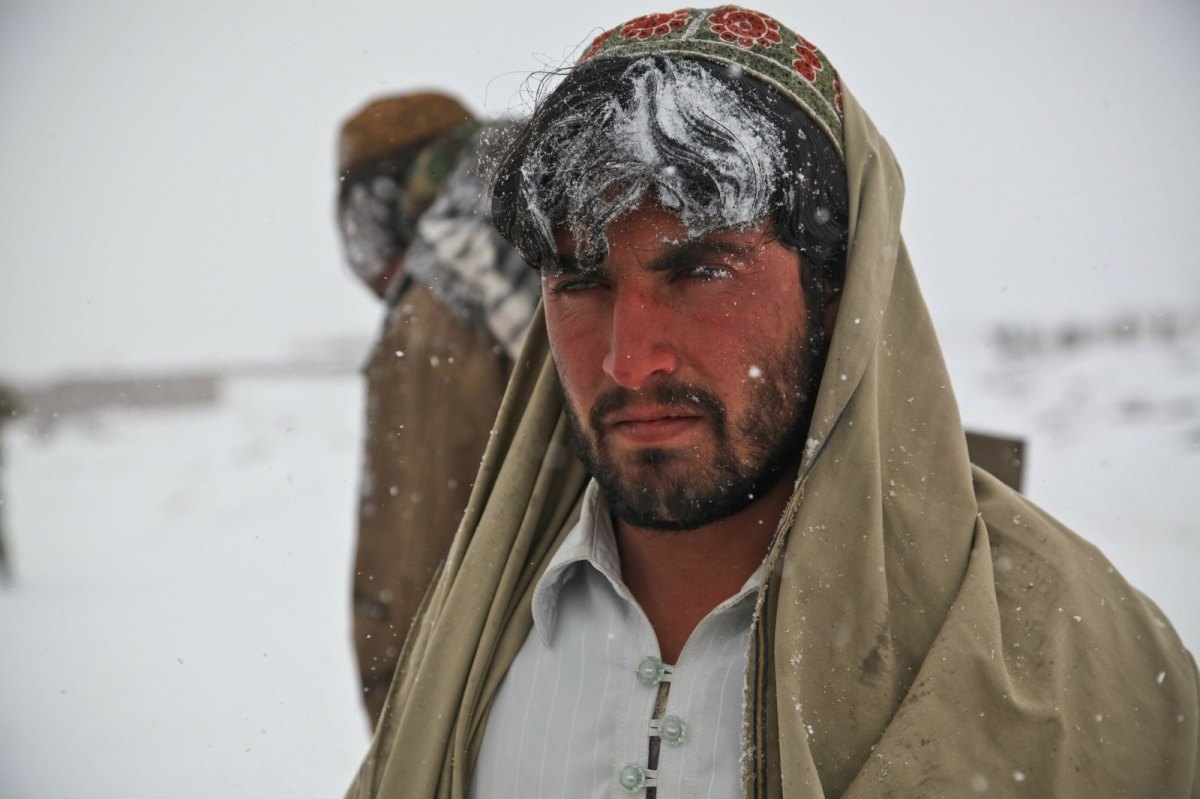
<box><xmin>347</xmin><ymin>81</ymin><xmax>1198</xmax><ymax>799</ymax></box>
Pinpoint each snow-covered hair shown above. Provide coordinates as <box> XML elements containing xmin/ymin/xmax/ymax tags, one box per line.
<box><xmin>491</xmin><ymin>54</ymin><xmax>848</xmax><ymax>299</ymax></box>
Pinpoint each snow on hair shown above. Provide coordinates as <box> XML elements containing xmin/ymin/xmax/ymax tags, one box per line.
<box><xmin>515</xmin><ymin>55</ymin><xmax>791</xmax><ymax>270</ymax></box>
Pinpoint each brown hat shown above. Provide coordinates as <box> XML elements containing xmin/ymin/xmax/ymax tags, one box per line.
<box><xmin>338</xmin><ymin>92</ymin><xmax>474</xmax><ymax>174</ymax></box>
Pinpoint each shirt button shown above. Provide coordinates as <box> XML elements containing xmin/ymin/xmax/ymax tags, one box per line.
<box><xmin>635</xmin><ymin>655</ymin><xmax>665</xmax><ymax>687</ymax></box>
<box><xmin>659</xmin><ymin>714</ymin><xmax>687</xmax><ymax>747</ymax></box>
<box><xmin>618</xmin><ymin>763</ymin><xmax>647</xmax><ymax>793</ymax></box>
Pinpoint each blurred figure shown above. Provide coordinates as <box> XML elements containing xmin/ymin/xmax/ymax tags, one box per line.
<box><xmin>336</xmin><ymin>95</ymin><xmax>539</xmax><ymax>726</ymax></box>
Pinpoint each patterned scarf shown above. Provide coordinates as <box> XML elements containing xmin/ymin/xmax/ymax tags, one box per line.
<box><xmin>339</xmin><ymin>122</ymin><xmax>476</xmax><ymax>291</ymax></box>
<box><xmin>402</xmin><ymin>123</ymin><xmax>541</xmax><ymax>360</ymax></box>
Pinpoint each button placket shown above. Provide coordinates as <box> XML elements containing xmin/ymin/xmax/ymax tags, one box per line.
<box><xmin>628</xmin><ymin>652</ymin><xmax>677</xmax><ymax>798</ymax></box>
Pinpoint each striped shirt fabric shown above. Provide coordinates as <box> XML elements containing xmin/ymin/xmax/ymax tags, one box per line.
<box><xmin>468</xmin><ymin>480</ymin><xmax>761</xmax><ymax>798</ymax></box>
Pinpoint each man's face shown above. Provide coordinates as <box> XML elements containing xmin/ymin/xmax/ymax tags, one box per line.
<box><xmin>544</xmin><ymin>201</ymin><xmax>819</xmax><ymax>531</ymax></box>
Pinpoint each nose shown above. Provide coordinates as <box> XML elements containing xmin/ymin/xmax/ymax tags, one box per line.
<box><xmin>602</xmin><ymin>283</ymin><xmax>679</xmax><ymax>389</ymax></box>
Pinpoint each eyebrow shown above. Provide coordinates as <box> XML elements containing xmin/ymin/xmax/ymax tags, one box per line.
<box><xmin>549</xmin><ymin>255</ymin><xmax>586</xmax><ymax>277</ymax></box>
<box><xmin>643</xmin><ymin>239</ymin><xmax>755</xmax><ymax>273</ymax></box>
<box><xmin>548</xmin><ymin>238</ymin><xmax>755</xmax><ymax>278</ymax></box>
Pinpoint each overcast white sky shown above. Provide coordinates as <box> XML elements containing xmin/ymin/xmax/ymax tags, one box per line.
<box><xmin>1</xmin><ymin>0</ymin><xmax>1198</xmax><ymax>383</ymax></box>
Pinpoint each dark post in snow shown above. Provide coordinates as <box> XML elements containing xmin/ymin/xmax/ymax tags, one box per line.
<box><xmin>964</xmin><ymin>430</ymin><xmax>1026</xmax><ymax>493</ymax></box>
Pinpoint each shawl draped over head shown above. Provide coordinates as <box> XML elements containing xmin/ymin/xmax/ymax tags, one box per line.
<box><xmin>348</xmin><ymin>8</ymin><xmax>1199</xmax><ymax>797</ymax></box>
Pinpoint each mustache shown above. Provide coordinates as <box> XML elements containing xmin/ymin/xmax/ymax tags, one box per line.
<box><xmin>588</xmin><ymin>381</ymin><xmax>727</xmax><ymax>436</ymax></box>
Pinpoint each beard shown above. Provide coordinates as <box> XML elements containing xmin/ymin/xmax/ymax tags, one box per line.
<box><xmin>559</xmin><ymin>325</ymin><xmax>823</xmax><ymax>532</ymax></box>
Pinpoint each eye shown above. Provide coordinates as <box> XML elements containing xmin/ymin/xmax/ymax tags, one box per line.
<box><xmin>546</xmin><ymin>275</ymin><xmax>606</xmax><ymax>295</ymax></box>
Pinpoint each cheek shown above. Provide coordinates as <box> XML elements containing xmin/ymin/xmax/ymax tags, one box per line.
<box><xmin>545</xmin><ymin>302</ymin><xmax>608</xmax><ymax>400</ymax></box>
<box><xmin>685</xmin><ymin>287</ymin><xmax>803</xmax><ymax>370</ymax></box>
<box><xmin>693</xmin><ymin>270</ymin><xmax>801</xmax><ymax>324</ymax></box>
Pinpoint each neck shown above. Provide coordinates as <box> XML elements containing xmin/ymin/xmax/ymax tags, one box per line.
<box><xmin>613</xmin><ymin>469</ymin><xmax>795</xmax><ymax>664</ymax></box>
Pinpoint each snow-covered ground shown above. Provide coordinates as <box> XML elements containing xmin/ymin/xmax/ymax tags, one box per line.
<box><xmin>946</xmin><ymin>307</ymin><xmax>1199</xmax><ymax>649</ymax></box>
<box><xmin>0</xmin><ymin>309</ymin><xmax>1196</xmax><ymax>798</ymax></box>
<box><xmin>0</xmin><ymin>378</ymin><xmax>371</xmax><ymax>798</ymax></box>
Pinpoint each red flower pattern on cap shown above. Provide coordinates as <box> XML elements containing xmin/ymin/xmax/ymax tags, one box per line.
<box><xmin>707</xmin><ymin>7</ymin><xmax>782</xmax><ymax>49</ymax></box>
<box><xmin>832</xmin><ymin>75</ymin><xmax>843</xmax><ymax>113</ymax></box>
<box><xmin>620</xmin><ymin>9</ymin><xmax>690</xmax><ymax>40</ymax></box>
<box><xmin>791</xmin><ymin>36</ymin><xmax>824</xmax><ymax>82</ymax></box>
<box><xmin>583</xmin><ymin>28</ymin><xmax>615</xmax><ymax>59</ymax></box>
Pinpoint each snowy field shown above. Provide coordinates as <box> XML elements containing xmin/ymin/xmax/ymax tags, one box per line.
<box><xmin>947</xmin><ymin>309</ymin><xmax>1199</xmax><ymax>647</ymax></box>
<box><xmin>0</xmin><ymin>378</ymin><xmax>372</xmax><ymax>798</ymax></box>
<box><xmin>0</xmin><ymin>311</ymin><xmax>1196</xmax><ymax>799</ymax></box>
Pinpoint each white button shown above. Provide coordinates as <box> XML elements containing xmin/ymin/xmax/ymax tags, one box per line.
<box><xmin>659</xmin><ymin>714</ymin><xmax>687</xmax><ymax>747</ymax></box>
<box><xmin>635</xmin><ymin>655</ymin><xmax>665</xmax><ymax>687</ymax></box>
<box><xmin>618</xmin><ymin>763</ymin><xmax>647</xmax><ymax>793</ymax></box>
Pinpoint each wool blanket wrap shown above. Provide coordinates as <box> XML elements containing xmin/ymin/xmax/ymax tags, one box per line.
<box><xmin>347</xmin><ymin>28</ymin><xmax>1199</xmax><ymax>799</ymax></box>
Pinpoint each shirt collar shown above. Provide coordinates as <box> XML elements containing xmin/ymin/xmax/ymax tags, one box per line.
<box><xmin>531</xmin><ymin>480</ymin><xmax>619</xmax><ymax>645</ymax></box>
<box><xmin>531</xmin><ymin>480</ymin><xmax>765</xmax><ymax>646</ymax></box>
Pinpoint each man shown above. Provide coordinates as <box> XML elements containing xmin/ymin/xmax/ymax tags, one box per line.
<box><xmin>349</xmin><ymin>8</ymin><xmax>1198</xmax><ymax>797</ymax></box>
<box><xmin>337</xmin><ymin>95</ymin><xmax>539</xmax><ymax>725</ymax></box>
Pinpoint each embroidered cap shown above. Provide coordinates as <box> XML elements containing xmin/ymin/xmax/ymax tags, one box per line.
<box><xmin>580</xmin><ymin>6</ymin><xmax>844</xmax><ymax>155</ymax></box>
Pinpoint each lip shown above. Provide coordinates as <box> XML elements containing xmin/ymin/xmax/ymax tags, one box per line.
<box><xmin>605</xmin><ymin>408</ymin><xmax>704</xmax><ymax>445</ymax></box>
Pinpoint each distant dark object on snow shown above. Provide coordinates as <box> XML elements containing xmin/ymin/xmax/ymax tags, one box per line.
<box><xmin>993</xmin><ymin>308</ymin><xmax>1198</xmax><ymax>360</ymax></box>
<box><xmin>965</xmin><ymin>430</ymin><xmax>1025</xmax><ymax>492</ymax></box>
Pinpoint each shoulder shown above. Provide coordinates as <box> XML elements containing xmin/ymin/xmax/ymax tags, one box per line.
<box><xmin>973</xmin><ymin>464</ymin><xmax>1197</xmax><ymax>722</ymax></box>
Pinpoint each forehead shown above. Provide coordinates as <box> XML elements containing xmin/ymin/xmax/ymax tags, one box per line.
<box><xmin>552</xmin><ymin>201</ymin><xmax>774</xmax><ymax>264</ymax></box>
<box><xmin>559</xmin><ymin>203</ymin><xmax>688</xmax><ymax>248</ymax></box>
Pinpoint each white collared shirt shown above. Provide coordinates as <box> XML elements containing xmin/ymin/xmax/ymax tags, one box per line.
<box><xmin>468</xmin><ymin>480</ymin><xmax>761</xmax><ymax>798</ymax></box>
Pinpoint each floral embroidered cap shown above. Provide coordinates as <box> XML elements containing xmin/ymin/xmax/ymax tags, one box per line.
<box><xmin>582</xmin><ymin>6</ymin><xmax>844</xmax><ymax>155</ymax></box>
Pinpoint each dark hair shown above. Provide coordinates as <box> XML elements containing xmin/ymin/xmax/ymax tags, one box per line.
<box><xmin>491</xmin><ymin>54</ymin><xmax>848</xmax><ymax>311</ymax></box>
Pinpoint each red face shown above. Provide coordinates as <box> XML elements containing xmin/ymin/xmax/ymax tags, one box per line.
<box><xmin>545</xmin><ymin>201</ymin><xmax>820</xmax><ymax>530</ymax></box>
